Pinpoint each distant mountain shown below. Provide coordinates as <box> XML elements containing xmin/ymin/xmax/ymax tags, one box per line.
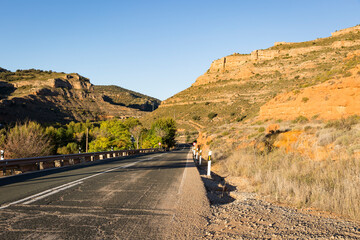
<box><xmin>0</xmin><ymin>68</ymin><xmax>160</xmax><ymax>124</ymax></box>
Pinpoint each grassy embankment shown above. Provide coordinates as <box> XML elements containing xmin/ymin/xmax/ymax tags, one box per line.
<box><xmin>219</xmin><ymin>117</ymin><xmax>360</xmax><ymax>221</ymax></box>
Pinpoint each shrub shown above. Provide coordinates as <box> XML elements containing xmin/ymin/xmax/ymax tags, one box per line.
<box><xmin>208</xmin><ymin>112</ymin><xmax>218</xmax><ymax>120</ymax></box>
<box><xmin>343</xmin><ymin>71</ymin><xmax>352</xmax><ymax>77</ymax></box>
<box><xmin>221</xmin><ymin>131</ymin><xmax>230</xmax><ymax>136</ymax></box>
<box><xmin>324</xmin><ymin>115</ymin><xmax>360</xmax><ymax>130</ymax></box>
<box><xmin>304</xmin><ymin>125</ymin><xmax>312</xmax><ymax>132</ymax></box>
<box><xmin>4</xmin><ymin>121</ymin><xmax>51</xmax><ymax>159</ymax></box>
<box><xmin>292</xmin><ymin>115</ymin><xmax>309</xmax><ymax>124</ymax></box>
<box><xmin>236</xmin><ymin>115</ymin><xmax>246</xmax><ymax>122</ymax></box>
<box><xmin>192</xmin><ymin>115</ymin><xmax>201</xmax><ymax>121</ymax></box>
<box><xmin>301</xmin><ymin>97</ymin><xmax>309</xmax><ymax>103</ymax></box>
<box><xmin>311</xmin><ymin>114</ymin><xmax>319</xmax><ymax>120</ymax></box>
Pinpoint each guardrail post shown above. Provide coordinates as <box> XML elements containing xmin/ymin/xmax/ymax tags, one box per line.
<box><xmin>39</xmin><ymin>162</ymin><xmax>44</xmax><ymax>170</ymax></box>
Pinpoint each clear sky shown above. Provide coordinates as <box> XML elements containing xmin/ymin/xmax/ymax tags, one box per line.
<box><xmin>1</xmin><ymin>0</ymin><xmax>360</xmax><ymax>100</ymax></box>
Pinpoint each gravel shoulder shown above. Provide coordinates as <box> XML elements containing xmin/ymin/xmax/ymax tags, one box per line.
<box><xmin>168</xmin><ymin>151</ymin><xmax>210</xmax><ymax>239</ymax></box>
<box><xmin>197</xmin><ymin>163</ymin><xmax>360</xmax><ymax>239</ymax></box>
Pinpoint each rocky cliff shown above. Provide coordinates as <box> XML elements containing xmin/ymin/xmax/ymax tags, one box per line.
<box><xmin>0</xmin><ymin>69</ymin><xmax>160</xmax><ymax>124</ymax></box>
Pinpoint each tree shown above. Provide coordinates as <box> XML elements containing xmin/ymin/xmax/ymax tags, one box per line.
<box><xmin>88</xmin><ymin>119</ymin><xmax>133</xmax><ymax>152</ymax></box>
<box><xmin>130</xmin><ymin>125</ymin><xmax>143</xmax><ymax>149</ymax></box>
<box><xmin>57</xmin><ymin>142</ymin><xmax>79</xmax><ymax>154</ymax></box>
<box><xmin>143</xmin><ymin>118</ymin><xmax>177</xmax><ymax>149</ymax></box>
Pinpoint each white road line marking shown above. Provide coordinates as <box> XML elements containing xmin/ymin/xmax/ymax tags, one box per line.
<box><xmin>171</xmin><ymin>150</ymin><xmax>192</xmax><ymax>221</ymax></box>
<box><xmin>0</xmin><ymin>156</ymin><xmax>158</xmax><ymax>209</ymax></box>
<box><xmin>23</xmin><ymin>181</ymin><xmax>84</xmax><ymax>205</ymax></box>
<box><xmin>177</xmin><ymin>151</ymin><xmax>191</xmax><ymax>195</ymax></box>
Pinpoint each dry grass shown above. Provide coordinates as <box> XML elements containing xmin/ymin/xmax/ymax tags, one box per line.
<box><xmin>3</xmin><ymin>121</ymin><xmax>52</xmax><ymax>159</ymax></box>
<box><xmin>222</xmin><ymin>148</ymin><xmax>360</xmax><ymax>221</ymax></box>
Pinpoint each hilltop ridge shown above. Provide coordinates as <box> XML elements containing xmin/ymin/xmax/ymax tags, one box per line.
<box><xmin>0</xmin><ymin>68</ymin><xmax>160</xmax><ymax>123</ymax></box>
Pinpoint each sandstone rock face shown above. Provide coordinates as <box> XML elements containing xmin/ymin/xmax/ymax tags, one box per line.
<box><xmin>250</xmin><ymin>49</ymin><xmax>280</xmax><ymax>61</ymax></box>
<box><xmin>192</xmin><ymin>44</ymin><xmax>325</xmax><ymax>86</ymax></box>
<box><xmin>12</xmin><ymin>74</ymin><xmax>93</xmax><ymax>91</ymax></box>
<box><xmin>259</xmin><ymin>64</ymin><xmax>360</xmax><ymax>120</ymax></box>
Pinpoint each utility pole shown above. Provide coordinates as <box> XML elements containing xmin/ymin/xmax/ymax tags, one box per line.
<box><xmin>86</xmin><ymin>128</ymin><xmax>89</xmax><ymax>153</ymax></box>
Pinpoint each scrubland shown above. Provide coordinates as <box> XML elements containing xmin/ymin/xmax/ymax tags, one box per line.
<box><xmin>215</xmin><ymin>117</ymin><xmax>360</xmax><ymax>221</ymax></box>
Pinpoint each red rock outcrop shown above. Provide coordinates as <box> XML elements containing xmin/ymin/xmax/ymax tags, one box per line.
<box><xmin>259</xmin><ymin>63</ymin><xmax>360</xmax><ymax>121</ymax></box>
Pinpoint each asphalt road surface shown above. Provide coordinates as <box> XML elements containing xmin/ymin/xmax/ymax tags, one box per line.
<box><xmin>0</xmin><ymin>147</ymin><xmax>205</xmax><ymax>239</ymax></box>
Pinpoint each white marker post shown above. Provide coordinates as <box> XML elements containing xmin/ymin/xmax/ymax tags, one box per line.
<box><xmin>207</xmin><ymin>150</ymin><xmax>212</xmax><ymax>176</ymax></box>
<box><xmin>0</xmin><ymin>150</ymin><xmax>4</xmax><ymax>160</ymax></box>
<box><xmin>199</xmin><ymin>150</ymin><xmax>202</xmax><ymax>165</ymax></box>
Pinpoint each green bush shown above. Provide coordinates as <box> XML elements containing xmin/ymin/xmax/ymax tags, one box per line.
<box><xmin>325</xmin><ymin>115</ymin><xmax>360</xmax><ymax>130</ymax></box>
<box><xmin>236</xmin><ymin>115</ymin><xmax>246</xmax><ymax>122</ymax></box>
<box><xmin>208</xmin><ymin>112</ymin><xmax>218</xmax><ymax>120</ymax></box>
<box><xmin>301</xmin><ymin>97</ymin><xmax>309</xmax><ymax>103</ymax></box>
<box><xmin>192</xmin><ymin>115</ymin><xmax>201</xmax><ymax>121</ymax></box>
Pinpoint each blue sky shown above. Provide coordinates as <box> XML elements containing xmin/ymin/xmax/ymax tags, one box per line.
<box><xmin>1</xmin><ymin>0</ymin><xmax>360</xmax><ymax>100</ymax></box>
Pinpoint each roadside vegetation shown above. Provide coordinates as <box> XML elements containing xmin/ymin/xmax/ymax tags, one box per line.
<box><xmin>211</xmin><ymin>115</ymin><xmax>360</xmax><ymax>221</ymax></box>
<box><xmin>222</xmin><ymin>149</ymin><xmax>360</xmax><ymax>221</ymax></box>
<box><xmin>0</xmin><ymin>117</ymin><xmax>176</xmax><ymax>159</ymax></box>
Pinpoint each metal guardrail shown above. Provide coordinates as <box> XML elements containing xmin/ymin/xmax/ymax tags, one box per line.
<box><xmin>0</xmin><ymin>148</ymin><xmax>160</xmax><ymax>177</ymax></box>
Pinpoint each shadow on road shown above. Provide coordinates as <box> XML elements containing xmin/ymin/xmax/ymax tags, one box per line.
<box><xmin>197</xmin><ymin>164</ymin><xmax>236</xmax><ymax>205</ymax></box>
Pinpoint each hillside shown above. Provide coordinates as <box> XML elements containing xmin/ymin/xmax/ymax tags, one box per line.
<box><xmin>147</xmin><ymin>25</ymin><xmax>360</xmax><ymax>133</ymax></box>
<box><xmin>145</xmin><ymin>25</ymin><xmax>360</xmax><ymax>221</ymax></box>
<box><xmin>0</xmin><ymin>69</ymin><xmax>160</xmax><ymax>124</ymax></box>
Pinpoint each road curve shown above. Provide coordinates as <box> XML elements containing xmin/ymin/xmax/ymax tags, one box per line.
<box><xmin>0</xmin><ymin>147</ymin><xmax>209</xmax><ymax>239</ymax></box>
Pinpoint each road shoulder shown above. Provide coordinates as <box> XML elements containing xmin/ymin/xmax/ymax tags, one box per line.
<box><xmin>168</xmin><ymin>151</ymin><xmax>210</xmax><ymax>239</ymax></box>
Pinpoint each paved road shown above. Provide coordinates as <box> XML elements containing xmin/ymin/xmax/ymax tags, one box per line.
<box><xmin>0</xmin><ymin>147</ymin><xmax>195</xmax><ymax>239</ymax></box>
